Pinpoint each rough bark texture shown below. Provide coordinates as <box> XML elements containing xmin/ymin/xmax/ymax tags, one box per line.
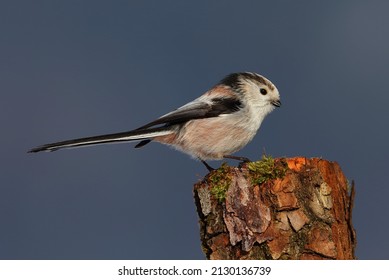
<box><xmin>193</xmin><ymin>157</ymin><xmax>356</xmax><ymax>260</ymax></box>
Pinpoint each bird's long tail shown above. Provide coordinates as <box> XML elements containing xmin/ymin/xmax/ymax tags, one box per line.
<box><xmin>28</xmin><ymin>127</ymin><xmax>173</xmax><ymax>153</ymax></box>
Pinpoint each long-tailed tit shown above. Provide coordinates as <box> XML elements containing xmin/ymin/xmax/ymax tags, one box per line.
<box><xmin>29</xmin><ymin>72</ymin><xmax>281</xmax><ymax>170</ymax></box>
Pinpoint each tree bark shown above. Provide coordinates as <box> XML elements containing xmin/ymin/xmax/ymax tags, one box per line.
<box><xmin>193</xmin><ymin>157</ymin><xmax>356</xmax><ymax>260</ymax></box>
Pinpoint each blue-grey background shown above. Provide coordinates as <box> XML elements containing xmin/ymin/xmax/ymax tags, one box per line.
<box><xmin>1</xmin><ymin>1</ymin><xmax>388</xmax><ymax>259</ymax></box>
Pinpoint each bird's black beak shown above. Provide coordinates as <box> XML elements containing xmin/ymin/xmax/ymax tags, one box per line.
<box><xmin>272</xmin><ymin>99</ymin><xmax>281</xmax><ymax>107</ymax></box>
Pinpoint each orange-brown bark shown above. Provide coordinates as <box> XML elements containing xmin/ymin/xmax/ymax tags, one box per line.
<box><xmin>193</xmin><ymin>157</ymin><xmax>356</xmax><ymax>260</ymax></box>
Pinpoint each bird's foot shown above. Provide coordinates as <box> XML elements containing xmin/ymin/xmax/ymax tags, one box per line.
<box><xmin>223</xmin><ymin>155</ymin><xmax>251</xmax><ymax>162</ymax></box>
<box><xmin>200</xmin><ymin>160</ymin><xmax>215</xmax><ymax>172</ymax></box>
<box><xmin>223</xmin><ymin>155</ymin><xmax>251</xmax><ymax>169</ymax></box>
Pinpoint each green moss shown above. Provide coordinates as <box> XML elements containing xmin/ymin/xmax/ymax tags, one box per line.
<box><xmin>208</xmin><ymin>163</ymin><xmax>233</xmax><ymax>203</ymax></box>
<box><xmin>207</xmin><ymin>156</ymin><xmax>288</xmax><ymax>202</ymax></box>
<box><xmin>247</xmin><ymin>155</ymin><xmax>288</xmax><ymax>185</ymax></box>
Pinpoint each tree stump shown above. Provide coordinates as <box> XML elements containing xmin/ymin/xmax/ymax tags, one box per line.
<box><xmin>193</xmin><ymin>157</ymin><xmax>356</xmax><ymax>260</ymax></box>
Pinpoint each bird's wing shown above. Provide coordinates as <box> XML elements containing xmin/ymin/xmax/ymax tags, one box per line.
<box><xmin>137</xmin><ymin>97</ymin><xmax>242</xmax><ymax>129</ymax></box>
<box><xmin>28</xmin><ymin>97</ymin><xmax>242</xmax><ymax>153</ymax></box>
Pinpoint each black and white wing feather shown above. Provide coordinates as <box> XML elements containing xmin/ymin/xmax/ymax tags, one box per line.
<box><xmin>28</xmin><ymin>97</ymin><xmax>243</xmax><ymax>153</ymax></box>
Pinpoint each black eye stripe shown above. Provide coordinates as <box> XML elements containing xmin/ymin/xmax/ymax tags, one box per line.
<box><xmin>260</xmin><ymin>88</ymin><xmax>268</xmax><ymax>95</ymax></box>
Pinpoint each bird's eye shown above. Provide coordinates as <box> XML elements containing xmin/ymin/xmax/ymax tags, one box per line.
<box><xmin>260</xmin><ymin>88</ymin><xmax>268</xmax><ymax>95</ymax></box>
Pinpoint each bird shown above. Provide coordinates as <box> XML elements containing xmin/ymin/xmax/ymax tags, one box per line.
<box><xmin>28</xmin><ymin>72</ymin><xmax>281</xmax><ymax>171</ymax></box>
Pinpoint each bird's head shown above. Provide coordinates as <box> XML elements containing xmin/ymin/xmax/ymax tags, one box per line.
<box><xmin>220</xmin><ymin>72</ymin><xmax>281</xmax><ymax>109</ymax></box>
